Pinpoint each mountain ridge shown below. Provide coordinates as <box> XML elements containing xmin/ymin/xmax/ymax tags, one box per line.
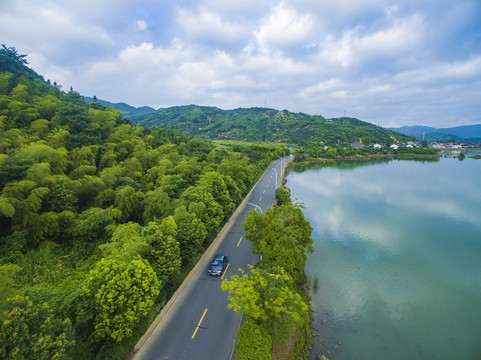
<box><xmin>388</xmin><ymin>124</ymin><xmax>481</xmax><ymax>141</ymax></box>
<box><xmin>110</xmin><ymin>103</ymin><xmax>412</xmax><ymax>145</ymax></box>
<box><xmin>84</xmin><ymin>96</ymin><xmax>159</xmax><ymax>118</ymax></box>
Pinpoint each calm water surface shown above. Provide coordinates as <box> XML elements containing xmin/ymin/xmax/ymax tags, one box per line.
<box><xmin>286</xmin><ymin>156</ymin><xmax>481</xmax><ymax>360</ymax></box>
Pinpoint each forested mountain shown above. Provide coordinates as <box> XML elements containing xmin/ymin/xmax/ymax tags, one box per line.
<box><xmin>129</xmin><ymin>104</ymin><xmax>412</xmax><ymax>145</ymax></box>
<box><xmin>0</xmin><ymin>46</ymin><xmax>280</xmax><ymax>359</ymax></box>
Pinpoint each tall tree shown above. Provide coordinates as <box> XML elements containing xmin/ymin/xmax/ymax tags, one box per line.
<box><xmin>241</xmin><ymin>204</ymin><xmax>314</xmax><ymax>276</ymax></box>
<box><xmin>81</xmin><ymin>258</ymin><xmax>159</xmax><ymax>342</ymax></box>
<box><xmin>221</xmin><ymin>266</ymin><xmax>307</xmax><ymax>323</ymax></box>
<box><xmin>0</xmin><ymin>295</ymin><xmax>74</xmax><ymax>360</ymax></box>
<box><xmin>173</xmin><ymin>205</ymin><xmax>207</xmax><ymax>264</ymax></box>
<box><xmin>144</xmin><ymin>217</ymin><xmax>181</xmax><ymax>280</ymax></box>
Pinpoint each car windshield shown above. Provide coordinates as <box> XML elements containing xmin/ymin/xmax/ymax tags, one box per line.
<box><xmin>212</xmin><ymin>259</ymin><xmax>222</xmax><ymax>266</ymax></box>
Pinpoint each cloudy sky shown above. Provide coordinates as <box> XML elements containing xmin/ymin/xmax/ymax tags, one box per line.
<box><xmin>1</xmin><ymin>0</ymin><xmax>480</xmax><ymax>128</ymax></box>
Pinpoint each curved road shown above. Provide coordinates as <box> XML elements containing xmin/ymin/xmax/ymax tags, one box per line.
<box><xmin>132</xmin><ymin>155</ymin><xmax>293</xmax><ymax>360</ymax></box>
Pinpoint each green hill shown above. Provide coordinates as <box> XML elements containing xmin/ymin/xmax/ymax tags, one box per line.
<box><xmin>130</xmin><ymin>104</ymin><xmax>411</xmax><ymax>145</ymax></box>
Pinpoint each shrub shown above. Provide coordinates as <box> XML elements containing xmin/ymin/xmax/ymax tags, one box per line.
<box><xmin>235</xmin><ymin>320</ymin><xmax>272</xmax><ymax>360</ymax></box>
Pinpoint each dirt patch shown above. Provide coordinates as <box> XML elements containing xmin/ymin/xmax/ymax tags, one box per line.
<box><xmin>270</xmin><ymin>327</ymin><xmax>299</xmax><ymax>360</ymax></box>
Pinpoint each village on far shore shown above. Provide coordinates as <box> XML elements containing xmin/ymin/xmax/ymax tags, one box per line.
<box><xmin>349</xmin><ymin>140</ymin><xmax>481</xmax><ymax>151</ymax></box>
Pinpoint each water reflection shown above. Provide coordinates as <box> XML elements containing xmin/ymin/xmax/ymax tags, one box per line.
<box><xmin>287</xmin><ymin>158</ymin><xmax>481</xmax><ymax>360</ymax></box>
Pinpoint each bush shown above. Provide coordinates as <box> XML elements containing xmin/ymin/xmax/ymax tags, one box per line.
<box><xmin>235</xmin><ymin>320</ymin><xmax>272</xmax><ymax>360</ymax></box>
<box><xmin>275</xmin><ymin>186</ymin><xmax>291</xmax><ymax>206</ymax></box>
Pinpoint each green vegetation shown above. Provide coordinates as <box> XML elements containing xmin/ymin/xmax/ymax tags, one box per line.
<box><xmin>222</xmin><ymin>190</ymin><xmax>314</xmax><ymax>359</ymax></box>
<box><xmin>0</xmin><ymin>47</ymin><xmax>282</xmax><ymax>359</ymax></box>
<box><xmin>293</xmin><ymin>142</ymin><xmax>438</xmax><ymax>161</ymax></box>
<box><xmin>129</xmin><ymin>104</ymin><xmax>413</xmax><ymax>146</ymax></box>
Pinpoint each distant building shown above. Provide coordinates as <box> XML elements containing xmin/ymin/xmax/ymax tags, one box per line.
<box><xmin>430</xmin><ymin>142</ymin><xmax>445</xmax><ymax>149</ymax></box>
<box><xmin>351</xmin><ymin>142</ymin><xmax>365</xmax><ymax>149</ymax></box>
<box><xmin>390</xmin><ymin>144</ymin><xmax>399</xmax><ymax>150</ymax></box>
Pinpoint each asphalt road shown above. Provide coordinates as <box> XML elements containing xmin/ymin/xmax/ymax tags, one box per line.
<box><xmin>132</xmin><ymin>155</ymin><xmax>293</xmax><ymax>360</ymax></box>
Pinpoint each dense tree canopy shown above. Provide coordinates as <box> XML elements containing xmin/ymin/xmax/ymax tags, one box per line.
<box><xmin>0</xmin><ymin>295</ymin><xmax>74</xmax><ymax>360</ymax></box>
<box><xmin>242</xmin><ymin>204</ymin><xmax>314</xmax><ymax>277</ymax></box>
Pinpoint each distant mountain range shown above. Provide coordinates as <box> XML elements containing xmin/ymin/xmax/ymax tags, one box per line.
<box><xmin>83</xmin><ymin>98</ymin><xmax>481</xmax><ymax>143</ymax></box>
<box><xmin>388</xmin><ymin>125</ymin><xmax>481</xmax><ymax>142</ymax></box>
<box><xmin>84</xmin><ymin>98</ymin><xmax>412</xmax><ymax>144</ymax></box>
<box><xmin>84</xmin><ymin>97</ymin><xmax>159</xmax><ymax>118</ymax></box>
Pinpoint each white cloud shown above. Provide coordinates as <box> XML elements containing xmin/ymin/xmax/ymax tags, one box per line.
<box><xmin>1</xmin><ymin>0</ymin><xmax>480</xmax><ymax>127</ymax></box>
<box><xmin>315</xmin><ymin>12</ymin><xmax>425</xmax><ymax>70</ymax></box>
<box><xmin>0</xmin><ymin>0</ymin><xmax>113</xmax><ymax>66</ymax></box>
<box><xmin>255</xmin><ymin>2</ymin><xmax>317</xmax><ymax>50</ymax></box>
<box><xmin>175</xmin><ymin>8</ymin><xmax>250</xmax><ymax>48</ymax></box>
<box><xmin>137</xmin><ymin>20</ymin><xmax>148</xmax><ymax>31</ymax></box>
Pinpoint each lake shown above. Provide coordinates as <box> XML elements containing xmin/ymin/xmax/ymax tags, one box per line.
<box><xmin>286</xmin><ymin>155</ymin><xmax>481</xmax><ymax>360</ymax></box>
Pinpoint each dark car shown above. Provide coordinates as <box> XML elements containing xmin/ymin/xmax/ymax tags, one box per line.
<box><xmin>207</xmin><ymin>254</ymin><xmax>228</xmax><ymax>276</ymax></box>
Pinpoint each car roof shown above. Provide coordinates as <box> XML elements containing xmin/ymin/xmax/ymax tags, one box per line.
<box><xmin>213</xmin><ymin>254</ymin><xmax>226</xmax><ymax>260</ymax></box>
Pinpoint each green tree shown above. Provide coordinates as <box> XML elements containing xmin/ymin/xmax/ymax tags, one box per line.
<box><xmin>221</xmin><ymin>266</ymin><xmax>307</xmax><ymax>323</ymax></box>
<box><xmin>275</xmin><ymin>186</ymin><xmax>291</xmax><ymax>206</ymax></box>
<box><xmin>82</xmin><ymin>258</ymin><xmax>160</xmax><ymax>342</ymax></box>
<box><xmin>0</xmin><ymin>151</ymin><xmax>34</xmax><ymax>188</ymax></box>
<box><xmin>242</xmin><ymin>205</ymin><xmax>313</xmax><ymax>276</ymax></box>
<box><xmin>217</xmin><ymin>154</ymin><xmax>250</xmax><ymax>195</ymax></box>
<box><xmin>99</xmin><ymin>222</ymin><xmax>149</xmax><ymax>262</ymax></box>
<box><xmin>71</xmin><ymin>207</ymin><xmax>122</xmax><ymax>258</ymax></box>
<box><xmin>19</xmin><ymin>143</ymin><xmax>68</xmax><ymax>174</ymax></box>
<box><xmin>144</xmin><ymin>217</ymin><xmax>181</xmax><ymax>279</ymax></box>
<box><xmin>0</xmin><ymin>295</ymin><xmax>74</xmax><ymax>360</ymax></box>
<box><xmin>0</xmin><ymin>72</ymin><xmax>13</xmax><ymax>95</ymax></box>
<box><xmin>142</xmin><ymin>188</ymin><xmax>171</xmax><ymax>223</ymax></box>
<box><xmin>181</xmin><ymin>185</ymin><xmax>223</xmax><ymax>233</ymax></box>
<box><xmin>197</xmin><ymin>171</ymin><xmax>234</xmax><ymax>218</ymax></box>
<box><xmin>114</xmin><ymin>185</ymin><xmax>145</xmax><ymax>222</ymax></box>
<box><xmin>173</xmin><ymin>205</ymin><xmax>207</xmax><ymax>264</ymax></box>
<box><xmin>0</xmin><ymin>45</ymin><xmax>29</xmax><ymax>68</ymax></box>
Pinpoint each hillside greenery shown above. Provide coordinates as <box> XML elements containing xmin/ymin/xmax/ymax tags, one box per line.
<box><xmin>0</xmin><ymin>46</ymin><xmax>281</xmax><ymax>359</ymax></box>
<box><xmin>129</xmin><ymin>104</ymin><xmax>413</xmax><ymax>146</ymax></box>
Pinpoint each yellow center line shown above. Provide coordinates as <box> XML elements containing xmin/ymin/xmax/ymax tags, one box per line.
<box><xmin>192</xmin><ymin>308</ymin><xmax>208</xmax><ymax>339</ymax></box>
<box><xmin>221</xmin><ymin>263</ymin><xmax>230</xmax><ymax>279</ymax></box>
<box><xmin>259</xmin><ymin>196</ymin><xmax>262</xmax><ymax>202</ymax></box>
<box><xmin>237</xmin><ymin>236</ymin><xmax>243</xmax><ymax>247</ymax></box>
<box><xmin>263</xmin><ymin>189</ymin><xmax>265</xmax><ymax>194</ymax></box>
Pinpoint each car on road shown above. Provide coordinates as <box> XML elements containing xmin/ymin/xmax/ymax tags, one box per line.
<box><xmin>207</xmin><ymin>254</ymin><xmax>228</xmax><ymax>276</ymax></box>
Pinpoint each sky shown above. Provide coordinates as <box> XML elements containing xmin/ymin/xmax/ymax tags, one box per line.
<box><xmin>1</xmin><ymin>0</ymin><xmax>481</xmax><ymax>128</ymax></box>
